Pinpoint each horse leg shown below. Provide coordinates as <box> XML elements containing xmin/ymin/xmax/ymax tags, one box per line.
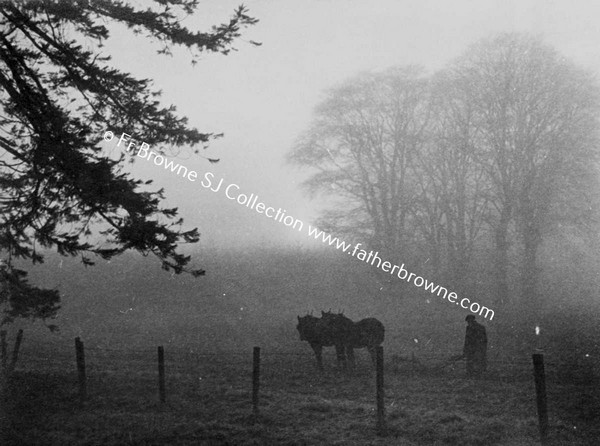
<box><xmin>368</xmin><ymin>346</ymin><xmax>377</xmax><ymax>370</ymax></box>
<box><xmin>346</xmin><ymin>346</ymin><xmax>355</xmax><ymax>371</ymax></box>
<box><xmin>311</xmin><ymin>343</ymin><xmax>323</xmax><ymax>371</ymax></box>
<box><xmin>335</xmin><ymin>344</ymin><xmax>346</xmax><ymax>370</ymax></box>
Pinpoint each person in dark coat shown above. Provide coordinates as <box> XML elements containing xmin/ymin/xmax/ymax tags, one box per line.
<box><xmin>463</xmin><ymin>314</ymin><xmax>487</xmax><ymax>377</ymax></box>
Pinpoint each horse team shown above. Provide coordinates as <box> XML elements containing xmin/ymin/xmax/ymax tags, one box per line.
<box><xmin>296</xmin><ymin>311</ymin><xmax>385</xmax><ymax>370</ymax></box>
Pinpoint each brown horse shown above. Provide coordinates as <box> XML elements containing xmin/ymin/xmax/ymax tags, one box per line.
<box><xmin>296</xmin><ymin>314</ymin><xmax>347</xmax><ymax>370</ymax></box>
<box><xmin>320</xmin><ymin>311</ymin><xmax>385</xmax><ymax>369</ymax></box>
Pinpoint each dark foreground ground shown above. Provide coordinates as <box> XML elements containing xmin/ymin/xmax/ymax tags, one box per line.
<box><xmin>2</xmin><ymin>344</ymin><xmax>599</xmax><ymax>446</ymax></box>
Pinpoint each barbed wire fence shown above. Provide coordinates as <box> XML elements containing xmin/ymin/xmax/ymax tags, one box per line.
<box><xmin>9</xmin><ymin>335</ymin><xmax>600</xmax><ymax>443</ymax></box>
<box><xmin>14</xmin><ymin>336</ymin><xmax>600</xmax><ymax>389</ymax></box>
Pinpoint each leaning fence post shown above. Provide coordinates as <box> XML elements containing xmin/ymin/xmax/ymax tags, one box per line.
<box><xmin>252</xmin><ymin>346</ymin><xmax>260</xmax><ymax>415</ymax></box>
<box><xmin>75</xmin><ymin>337</ymin><xmax>87</xmax><ymax>404</ymax></box>
<box><xmin>158</xmin><ymin>346</ymin><xmax>166</xmax><ymax>403</ymax></box>
<box><xmin>0</xmin><ymin>331</ymin><xmax>6</xmax><ymax>373</ymax></box>
<box><xmin>376</xmin><ymin>346</ymin><xmax>386</xmax><ymax>436</ymax></box>
<box><xmin>532</xmin><ymin>353</ymin><xmax>548</xmax><ymax>445</ymax></box>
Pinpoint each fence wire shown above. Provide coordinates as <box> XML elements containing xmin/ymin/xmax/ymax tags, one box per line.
<box><xmin>14</xmin><ymin>339</ymin><xmax>600</xmax><ymax>386</ymax></box>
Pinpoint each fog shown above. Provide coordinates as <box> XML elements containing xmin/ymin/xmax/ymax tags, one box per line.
<box><xmin>4</xmin><ymin>0</ymin><xmax>595</xmax><ymax>349</ymax></box>
<box><xmin>99</xmin><ymin>0</ymin><xmax>600</xmax><ymax>250</ymax></box>
<box><xmin>5</xmin><ymin>2</ymin><xmax>600</xmax><ymax>443</ymax></box>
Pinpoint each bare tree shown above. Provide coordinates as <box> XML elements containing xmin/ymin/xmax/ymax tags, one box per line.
<box><xmin>289</xmin><ymin>67</ymin><xmax>431</xmax><ymax>259</ymax></box>
<box><xmin>451</xmin><ymin>34</ymin><xmax>600</xmax><ymax>309</ymax></box>
<box><xmin>291</xmin><ymin>34</ymin><xmax>600</xmax><ymax>316</ymax></box>
<box><xmin>415</xmin><ymin>70</ymin><xmax>492</xmax><ymax>290</ymax></box>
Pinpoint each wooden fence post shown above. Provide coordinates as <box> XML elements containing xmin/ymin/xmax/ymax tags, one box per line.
<box><xmin>75</xmin><ymin>337</ymin><xmax>87</xmax><ymax>404</ymax></box>
<box><xmin>376</xmin><ymin>346</ymin><xmax>386</xmax><ymax>436</ymax></box>
<box><xmin>0</xmin><ymin>330</ymin><xmax>6</xmax><ymax>373</ymax></box>
<box><xmin>532</xmin><ymin>353</ymin><xmax>548</xmax><ymax>445</ymax></box>
<box><xmin>252</xmin><ymin>346</ymin><xmax>260</xmax><ymax>415</ymax></box>
<box><xmin>158</xmin><ymin>346</ymin><xmax>166</xmax><ymax>403</ymax></box>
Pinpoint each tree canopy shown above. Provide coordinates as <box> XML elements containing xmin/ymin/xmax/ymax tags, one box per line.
<box><xmin>290</xmin><ymin>34</ymin><xmax>600</xmax><ymax>311</ymax></box>
<box><xmin>0</xmin><ymin>0</ymin><xmax>258</xmax><ymax>326</ymax></box>
<box><xmin>290</xmin><ymin>67</ymin><xmax>431</xmax><ymax>258</ymax></box>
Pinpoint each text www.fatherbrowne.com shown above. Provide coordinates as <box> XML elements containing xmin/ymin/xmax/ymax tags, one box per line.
<box><xmin>105</xmin><ymin>130</ymin><xmax>495</xmax><ymax>321</ymax></box>
<box><xmin>307</xmin><ymin>227</ymin><xmax>495</xmax><ymax>321</ymax></box>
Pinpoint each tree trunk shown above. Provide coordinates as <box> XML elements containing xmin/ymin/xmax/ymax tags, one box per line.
<box><xmin>7</xmin><ymin>330</ymin><xmax>22</xmax><ymax>376</ymax></box>
<box><xmin>521</xmin><ymin>224</ymin><xmax>541</xmax><ymax>313</ymax></box>
<box><xmin>0</xmin><ymin>331</ymin><xmax>6</xmax><ymax>373</ymax></box>
<box><xmin>0</xmin><ymin>330</ymin><xmax>7</xmax><ymax>443</ymax></box>
<box><xmin>454</xmin><ymin>175</ymin><xmax>469</xmax><ymax>294</ymax></box>
<box><xmin>0</xmin><ymin>375</ymin><xmax>7</xmax><ymax>444</ymax></box>
<box><xmin>494</xmin><ymin>210</ymin><xmax>511</xmax><ymax>306</ymax></box>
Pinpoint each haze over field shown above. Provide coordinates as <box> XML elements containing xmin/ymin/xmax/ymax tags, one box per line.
<box><xmin>0</xmin><ymin>1</ymin><xmax>595</xmax><ymax>340</ymax></box>
<box><xmin>100</xmin><ymin>0</ymin><xmax>600</xmax><ymax>250</ymax></box>
<box><xmin>3</xmin><ymin>2</ymin><xmax>600</xmax><ymax>444</ymax></box>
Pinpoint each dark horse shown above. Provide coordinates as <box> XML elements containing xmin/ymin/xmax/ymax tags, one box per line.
<box><xmin>296</xmin><ymin>314</ymin><xmax>347</xmax><ymax>370</ymax></box>
<box><xmin>320</xmin><ymin>311</ymin><xmax>385</xmax><ymax>369</ymax></box>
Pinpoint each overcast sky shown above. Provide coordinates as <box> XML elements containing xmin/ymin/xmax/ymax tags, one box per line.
<box><xmin>101</xmin><ymin>0</ymin><xmax>600</xmax><ymax>252</ymax></box>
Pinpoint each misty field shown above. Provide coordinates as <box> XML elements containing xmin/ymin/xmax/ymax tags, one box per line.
<box><xmin>1</xmin><ymin>249</ymin><xmax>598</xmax><ymax>445</ymax></box>
<box><xmin>4</xmin><ymin>342</ymin><xmax>599</xmax><ymax>446</ymax></box>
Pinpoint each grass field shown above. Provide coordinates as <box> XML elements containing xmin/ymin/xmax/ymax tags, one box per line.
<box><xmin>3</xmin><ymin>343</ymin><xmax>599</xmax><ymax>445</ymax></box>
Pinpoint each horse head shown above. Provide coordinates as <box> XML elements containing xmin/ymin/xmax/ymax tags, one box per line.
<box><xmin>296</xmin><ymin>314</ymin><xmax>319</xmax><ymax>341</ymax></box>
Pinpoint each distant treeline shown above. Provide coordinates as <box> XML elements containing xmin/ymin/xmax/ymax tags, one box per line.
<box><xmin>289</xmin><ymin>33</ymin><xmax>600</xmax><ymax>317</ymax></box>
